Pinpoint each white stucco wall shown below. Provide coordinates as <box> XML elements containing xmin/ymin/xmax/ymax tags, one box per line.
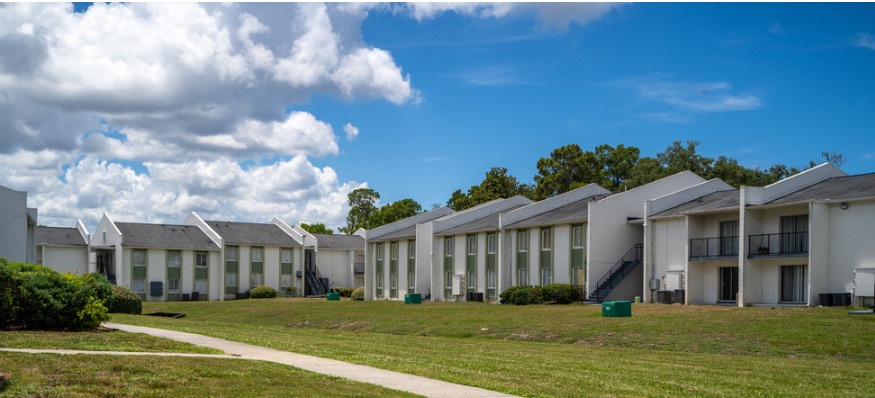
<box><xmin>40</xmin><ymin>246</ymin><xmax>89</xmax><ymax>275</ymax></box>
<box><xmin>825</xmin><ymin>199</ymin><xmax>875</xmax><ymax>299</ymax></box>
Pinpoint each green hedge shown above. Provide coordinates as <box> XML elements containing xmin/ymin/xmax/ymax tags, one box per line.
<box><xmin>250</xmin><ymin>285</ymin><xmax>276</xmax><ymax>299</ymax></box>
<box><xmin>0</xmin><ymin>259</ymin><xmax>110</xmax><ymax>330</ymax></box>
<box><xmin>334</xmin><ymin>287</ymin><xmax>354</xmax><ymax>298</ymax></box>
<box><xmin>350</xmin><ymin>287</ymin><xmax>365</xmax><ymax>301</ymax></box>
<box><xmin>499</xmin><ymin>285</ymin><xmax>543</xmax><ymax>305</ymax></box>
<box><xmin>541</xmin><ymin>284</ymin><xmax>584</xmax><ymax>304</ymax></box>
<box><xmin>107</xmin><ymin>284</ymin><xmax>142</xmax><ymax>314</ymax></box>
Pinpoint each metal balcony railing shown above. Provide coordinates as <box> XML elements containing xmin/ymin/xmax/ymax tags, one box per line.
<box><xmin>748</xmin><ymin>232</ymin><xmax>809</xmax><ymax>256</ymax></box>
<box><xmin>689</xmin><ymin>236</ymin><xmax>738</xmax><ymax>259</ymax></box>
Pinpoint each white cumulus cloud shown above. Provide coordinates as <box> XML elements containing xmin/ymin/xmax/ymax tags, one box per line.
<box><xmin>343</xmin><ymin>123</ymin><xmax>360</xmax><ymax>141</ymax></box>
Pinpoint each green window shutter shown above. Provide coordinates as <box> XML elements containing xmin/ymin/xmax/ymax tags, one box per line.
<box><xmin>226</xmin><ymin>261</ymin><xmax>238</xmax><ymax>272</ymax></box>
<box><xmin>226</xmin><ymin>285</ymin><xmax>238</xmax><ymax>295</ymax></box>
<box><xmin>195</xmin><ymin>267</ymin><xmax>208</xmax><ymax>280</ymax></box>
<box><xmin>517</xmin><ymin>251</ymin><xmax>528</xmax><ymax>270</ymax></box>
<box><xmin>132</xmin><ymin>266</ymin><xmax>147</xmax><ymax>279</ymax></box>
<box><xmin>252</xmin><ymin>262</ymin><xmax>263</xmax><ymax>274</ymax></box>
<box><xmin>281</xmin><ymin>263</ymin><xmax>293</xmax><ymax>274</ymax></box>
<box><xmin>168</xmin><ymin>267</ymin><xmax>181</xmax><ymax>279</ymax></box>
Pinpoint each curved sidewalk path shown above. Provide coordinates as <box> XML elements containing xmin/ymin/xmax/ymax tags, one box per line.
<box><xmin>102</xmin><ymin>322</ymin><xmax>518</xmax><ymax>398</ymax></box>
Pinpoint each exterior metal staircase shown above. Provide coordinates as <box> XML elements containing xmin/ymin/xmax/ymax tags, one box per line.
<box><xmin>304</xmin><ymin>263</ymin><xmax>329</xmax><ymax>296</ymax></box>
<box><xmin>586</xmin><ymin>244</ymin><xmax>643</xmax><ymax>303</ymax></box>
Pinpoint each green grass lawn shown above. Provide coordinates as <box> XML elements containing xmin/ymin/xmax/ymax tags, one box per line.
<box><xmin>107</xmin><ymin>299</ymin><xmax>875</xmax><ymax>397</ymax></box>
<box><xmin>0</xmin><ymin>327</ymin><xmax>219</xmax><ymax>354</ymax></box>
<box><xmin>0</xmin><ymin>352</ymin><xmax>418</xmax><ymax>397</ymax></box>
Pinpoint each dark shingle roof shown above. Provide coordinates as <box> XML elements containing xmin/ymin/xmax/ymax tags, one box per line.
<box><xmin>312</xmin><ymin>234</ymin><xmax>364</xmax><ymax>250</ymax></box>
<box><xmin>437</xmin><ymin>213</ymin><xmax>501</xmax><ymax>236</ymax></box>
<box><xmin>650</xmin><ymin>190</ymin><xmax>740</xmax><ymax>218</ymax></box>
<box><xmin>116</xmin><ymin>223</ymin><xmax>219</xmax><ymax>250</ymax></box>
<box><xmin>372</xmin><ymin>225</ymin><xmax>417</xmax><ymax>241</ymax></box>
<box><xmin>504</xmin><ymin>195</ymin><xmax>608</xmax><ymax>229</ymax></box>
<box><xmin>36</xmin><ymin>227</ymin><xmax>87</xmax><ymax>246</ymax></box>
<box><xmin>768</xmin><ymin>173</ymin><xmax>875</xmax><ymax>205</ymax></box>
<box><xmin>205</xmin><ymin>221</ymin><xmax>300</xmax><ymax>246</ymax></box>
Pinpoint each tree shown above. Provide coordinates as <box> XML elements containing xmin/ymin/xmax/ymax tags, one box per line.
<box><xmin>447</xmin><ymin>167</ymin><xmax>533</xmax><ymax>211</ymax></box>
<box><xmin>657</xmin><ymin>140</ymin><xmax>713</xmax><ymax>175</ymax></box>
<box><xmin>625</xmin><ymin>157</ymin><xmax>665</xmax><ymax>188</ymax></box>
<box><xmin>595</xmin><ymin>144</ymin><xmax>640</xmax><ymax>191</ymax></box>
<box><xmin>371</xmin><ymin>199</ymin><xmax>423</xmax><ymax>227</ymax></box>
<box><xmin>821</xmin><ymin>151</ymin><xmax>846</xmax><ymax>168</ymax></box>
<box><xmin>533</xmin><ymin>144</ymin><xmax>591</xmax><ymax>199</ymax></box>
<box><xmin>300</xmin><ymin>222</ymin><xmax>334</xmax><ymax>235</ymax></box>
<box><xmin>341</xmin><ymin>188</ymin><xmax>380</xmax><ymax>234</ymax></box>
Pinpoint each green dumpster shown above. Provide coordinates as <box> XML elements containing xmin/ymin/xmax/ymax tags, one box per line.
<box><xmin>602</xmin><ymin>301</ymin><xmax>632</xmax><ymax>317</ymax></box>
<box><xmin>405</xmin><ymin>293</ymin><xmax>422</xmax><ymax>304</ymax></box>
<box><xmin>326</xmin><ymin>292</ymin><xmax>340</xmax><ymax>301</ymax></box>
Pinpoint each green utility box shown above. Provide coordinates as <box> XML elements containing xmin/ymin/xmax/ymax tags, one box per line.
<box><xmin>405</xmin><ymin>293</ymin><xmax>422</xmax><ymax>304</ymax></box>
<box><xmin>326</xmin><ymin>292</ymin><xmax>341</xmax><ymax>301</ymax></box>
<box><xmin>602</xmin><ymin>301</ymin><xmax>632</xmax><ymax>317</ymax></box>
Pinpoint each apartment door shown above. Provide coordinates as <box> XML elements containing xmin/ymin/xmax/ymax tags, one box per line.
<box><xmin>719</xmin><ymin>221</ymin><xmax>739</xmax><ymax>256</ymax></box>
<box><xmin>780</xmin><ymin>215</ymin><xmax>808</xmax><ymax>254</ymax></box>
<box><xmin>781</xmin><ymin>265</ymin><xmax>806</xmax><ymax>303</ymax></box>
<box><xmin>719</xmin><ymin>267</ymin><xmax>739</xmax><ymax>302</ymax></box>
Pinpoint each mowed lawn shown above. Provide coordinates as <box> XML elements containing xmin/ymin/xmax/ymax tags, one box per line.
<box><xmin>106</xmin><ymin>299</ymin><xmax>875</xmax><ymax>397</ymax></box>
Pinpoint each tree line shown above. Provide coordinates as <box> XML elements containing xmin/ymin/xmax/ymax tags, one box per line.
<box><xmin>335</xmin><ymin>140</ymin><xmax>845</xmax><ymax>233</ymax></box>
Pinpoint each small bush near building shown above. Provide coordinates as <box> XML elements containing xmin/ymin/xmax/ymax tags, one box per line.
<box><xmin>107</xmin><ymin>285</ymin><xmax>142</xmax><ymax>314</ymax></box>
<box><xmin>0</xmin><ymin>259</ymin><xmax>111</xmax><ymax>330</ymax></box>
<box><xmin>334</xmin><ymin>287</ymin><xmax>354</xmax><ymax>298</ymax></box>
<box><xmin>500</xmin><ymin>285</ymin><xmax>543</xmax><ymax>305</ymax></box>
<box><xmin>250</xmin><ymin>285</ymin><xmax>276</xmax><ymax>299</ymax></box>
<box><xmin>284</xmin><ymin>286</ymin><xmax>297</xmax><ymax>297</ymax></box>
<box><xmin>350</xmin><ymin>287</ymin><xmax>365</xmax><ymax>301</ymax></box>
<box><xmin>541</xmin><ymin>284</ymin><xmax>584</xmax><ymax>304</ymax></box>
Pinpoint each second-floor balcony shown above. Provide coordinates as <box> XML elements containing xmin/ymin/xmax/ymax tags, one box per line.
<box><xmin>748</xmin><ymin>232</ymin><xmax>808</xmax><ymax>257</ymax></box>
<box><xmin>689</xmin><ymin>236</ymin><xmax>738</xmax><ymax>260</ymax></box>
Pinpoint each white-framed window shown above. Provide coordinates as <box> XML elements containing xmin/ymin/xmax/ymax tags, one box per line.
<box><xmin>377</xmin><ymin>244</ymin><xmax>384</xmax><ymax>260</ymax></box>
<box><xmin>132</xmin><ymin>279</ymin><xmax>145</xmax><ymax>293</ymax></box>
<box><xmin>408</xmin><ymin>271</ymin><xmax>416</xmax><ymax>289</ymax></box>
<box><xmin>467</xmin><ymin>236</ymin><xmax>476</xmax><ymax>255</ymax></box>
<box><xmin>541</xmin><ymin>228</ymin><xmax>552</xmax><ymax>251</ymax></box>
<box><xmin>251</xmin><ymin>273</ymin><xmax>263</xmax><ymax>287</ymax></box>
<box><xmin>167</xmin><ymin>251</ymin><xmax>180</xmax><ymax>268</ymax></box>
<box><xmin>518</xmin><ymin>268</ymin><xmax>528</xmax><ymax>286</ymax></box>
<box><xmin>572</xmin><ymin>226</ymin><xmax>584</xmax><ymax>249</ymax></box>
<box><xmin>281</xmin><ymin>274</ymin><xmax>292</xmax><ymax>288</ymax></box>
<box><xmin>196</xmin><ymin>252</ymin><xmax>207</xmax><ymax>267</ymax></box>
<box><xmin>280</xmin><ymin>248</ymin><xmax>292</xmax><ymax>264</ymax></box>
<box><xmin>133</xmin><ymin>250</ymin><xmax>146</xmax><ymax>266</ymax></box>
<box><xmin>226</xmin><ymin>272</ymin><xmax>238</xmax><ymax>286</ymax></box>
<box><xmin>390</xmin><ymin>273</ymin><xmax>397</xmax><ymax>289</ymax></box>
<box><xmin>168</xmin><ymin>278</ymin><xmax>180</xmax><ymax>293</ymax></box>
<box><xmin>102</xmin><ymin>232</ymin><xmax>106</xmax><ymax>244</ymax></box>
<box><xmin>518</xmin><ymin>230</ymin><xmax>528</xmax><ymax>252</ymax></box>
<box><xmin>377</xmin><ymin>276</ymin><xmax>383</xmax><ymax>289</ymax></box>
<box><xmin>488</xmin><ymin>270</ymin><xmax>496</xmax><ymax>289</ymax></box>
<box><xmin>445</xmin><ymin>271</ymin><xmax>453</xmax><ymax>289</ymax></box>
<box><xmin>467</xmin><ymin>270</ymin><xmax>476</xmax><ymax>288</ymax></box>
<box><xmin>226</xmin><ymin>246</ymin><xmax>238</xmax><ymax>261</ymax></box>
<box><xmin>391</xmin><ymin>242</ymin><xmax>398</xmax><ymax>260</ymax></box>
<box><xmin>251</xmin><ymin>247</ymin><xmax>263</xmax><ymax>262</ymax></box>
<box><xmin>409</xmin><ymin>241</ymin><xmax>416</xmax><ymax>259</ymax></box>
<box><xmin>195</xmin><ymin>279</ymin><xmax>207</xmax><ymax>294</ymax></box>
<box><xmin>541</xmin><ymin>268</ymin><xmax>553</xmax><ymax>285</ymax></box>
<box><xmin>445</xmin><ymin>238</ymin><xmax>454</xmax><ymax>257</ymax></box>
<box><xmin>487</xmin><ymin>234</ymin><xmax>496</xmax><ymax>254</ymax></box>
<box><xmin>36</xmin><ymin>248</ymin><xmax>42</xmax><ymax>265</ymax></box>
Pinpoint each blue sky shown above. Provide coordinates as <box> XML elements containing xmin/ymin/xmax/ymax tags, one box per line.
<box><xmin>0</xmin><ymin>3</ymin><xmax>873</xmax><ymax>231</ymax></box>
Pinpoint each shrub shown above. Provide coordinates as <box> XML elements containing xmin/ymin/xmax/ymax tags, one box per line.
<box><xmin>0</xmin><ymin>261</ymin><xmax>110</xmax><ymax>330</ymax></box>
<box><xmin>285</xmin><ymin>286</ymin><xmax>297</xmax><ymax>297</ymax></box>
<box><xmin>500</xmin><ymin>285</ymin><xmax>543</xmax><ymax>305</ymax></box>
<box><xmin>350</xmin><ymin>287</ymin><xmax>365</xmax><ymax>301</ymax></box>
<box><xmin>541</xmin><ymin>284</ymin><xmax>584</xmax><ymax>304</ymax></box>
<box><xmin>334</xmin><ymin>287</ymin><xmax>354</xmax><ymax>298</ymax></box>
<box><xmin>107</xmin><ymin>284</ymin><xmax>142</xmax><ymax>314</ymax></box>
<box><xmin>250</xmin><ymin>285</ymin><xmax>276</xmax><ymax>299</ymax></box>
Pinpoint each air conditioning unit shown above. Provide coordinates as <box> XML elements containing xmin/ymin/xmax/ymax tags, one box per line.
<box><xmin>649</xmin><ymin>278</ymin><xmax>661</xmax><ymax>290</ymax></box>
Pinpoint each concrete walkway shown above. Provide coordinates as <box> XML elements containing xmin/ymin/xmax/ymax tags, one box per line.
<box><xmin>102</xmin><ymin>322</ymin><xmax>518</xmax><ymax>398</ymax></box>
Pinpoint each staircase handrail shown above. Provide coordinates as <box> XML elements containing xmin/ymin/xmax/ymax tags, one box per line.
<box><xmin>592</xmin><ymin>243</ymin><xmax>643</xmax><ymax>301</ymax></box>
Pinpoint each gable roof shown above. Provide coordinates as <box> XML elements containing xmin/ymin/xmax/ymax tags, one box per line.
<box><xmin>650</xmin><ymin>190</ymin><xmax>740</xmax><ymax>218</ymax></box>
<box><xmin>205</xmin><ymin>221</ymin><xmax>301</xmax><ymax>246</ymax></box>
<box><xmin>36</xmin><ymin>227</ymin><xmax>87</xmax><ymax>246</ymax></box>
<box><xmin>504</xmin><ymin>194</ymin><xmax>609</xmax><ymax>229</ymax></box>
<box><xmin>767</xmin><ymin>173</ymin><xmax>875</xmax><ymax>205</ymax></box>
<box><xmin>312</xmin><ymin>234</ymin><xmax>364</xmax><ymax>250</ymax></box>
<box><xmin>372</xmin><ymin>225</ymin><xmax>417</xmax><ymax>241</ymax></box>
<box><xmin>436</xmin><ymin>203</ymin><xmax>529</xmax><ymax>236</ymax></box>
<box><xmin>116</xmin><ymin>222</ymin><xmax>220</xmax><ymax>250</ymax></box>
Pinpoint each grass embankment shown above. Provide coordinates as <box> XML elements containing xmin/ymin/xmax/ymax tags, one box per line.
<box><xmin>0</xmin><ymin>352</ymin><xmax>417</xmax><ymax>397</ymax></box>
<box><xmin>0</xmin><ymin>327</ymin><xmax>219</xmax><ymax>353</ymax></box>
<box><xmin>109</xmin><ymin>299</ymin><xmax>875</xmax><ymax>397</ymax></box>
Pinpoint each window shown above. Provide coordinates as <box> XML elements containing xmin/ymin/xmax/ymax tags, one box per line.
<box><xmin>467</xmin><ymin>270</ymin><xmax>476</xmax><ymax>288</ymax></box>
<box><xmin>196</xmin><ymin>252</ymin><xmax>207</xmax><ymax>267</ymax></box>
<box><xmin>102</xmin><ymin>232</ymin><xmax>106</xmax><ymax>244</ymax></box>
<box><xmin>488</xmin><ymin>269</ymin><xmax>496</xmax><ymax>289</ymax></box>
<box><xmin>195</xmin><ymin>280</ymin><xmax>207</xmax><ymax>294</ymax></box>
<box><xmin>445</xmin><ymin>271</ymin><xmax>453</xmax><ymax>289</ymax></box>
<box><xmin>132</xmin><ymin>279</ymin><xmax>145</xmax><ymax>293</ymax></box>
<box><xmin>377</xmin><ymin>277</ymin><xmax>383</xmax><ymax>289</ymax></box>
<box><xmin>572</xmin><ymin>227</ymin><xmax>584</xmax><ymax>249</ymax></box>
<box><xmin>226</xmin><ymin>246</ymin><xmax>238</xmax><ymax>261</ymax></box>
<box><xmin>445</xmin><ymin>238</ymin><xmax>454</xmax><ymax>256</ymax></box>
<box><xmin>251</xmin><ymin>247</ymin><xmax>263</xmax><ymax>262</ymax></box>
<box><xmin>518</xmin><ymin>268</ymin><xmax>528</xmax><ymax>286</ymax></box>
<box><xmin>36</xmin><ymin>248</ymin><xmax>42</xmax><ymax>265</ymax></box>
<box><xmin>409</xmin><ymin>241</ymin><xmax>416</xmax><ymax>259</ymax></box>
<box><xmin>390</xmin><ymin>273</ymin><xmax>397</xmax><ymax>289</ymax></box>
<box><xmin>781</xmin><ymin>215</ymin><xmax>809</xmax><ymax>254</ymax></box>
<box><xmin>541</xmin><ymin>267</ymin><xmax>553</xmax><ymax>286</ymax></box>
<box><xmin>391</xmin><ymin>242</ymin><xmax>398</xmax><ymax>260</ymax></box>
<box><xmin>408</xmin><ymin>271</ymin><xmax>416</xmax><ymax>289</ymax></box>
<box><xmin>133</xmin><ymin>250</ymin><xmax>146</xmax><ymax>266</ymax></box>
<box><xmin>377</xmin><ymin>244</ymin><xmax>384</xmax><ymax>260</ymax></box>
<box><xmin>281</xmin><ymin>274</ymin><xmax>292</xmax><ymax>288</ymax></box>
<box><xmin>541</xmin><ymin>228</ymin><xmax>552</xmax><ymax>251</ymax></box>
<box><xmin>251</xmin><ymin>273</ymin><xmax>263</xmax><ymax>287</ymax></box>
<box><xmin>467</xmin><ymin>236</ymin><xmax>476</xmax><ymax>255</ymax></box>
<box><xmin>781</xmin><ymin>265</ymin><xmax>807</xmax><ymax>302</ymax></box>
<box><xmin>167</xmin><ymin>251</ymin><xmax>180</xmax><ymax>268</ymax></box>
<box><xmin>281</xmin><ymin>248</ymin><xmax>292</xmax><ymax>264</ymax></box>
<box><xmin>168</xmin><ymin>278</ymin><xmax>180</xmax><ymax>293</ymax></box>
<box><xmin>226</xmin><ymin>272</ymin><xmax>238</xmax><ymax>286</ymax></box>
<box><xmin>518</xmin><ymin>230</ymin><xmax>528</xmax><ymax>252</ymax></box>
<box><xmin>487</xmin><ymin>234</ymin><xmax>496</xmax><ymax>254</ymax></box>
<box><xmin>719</xmin><ymin>267</ymin><xmax>739</xmax><ymax>301</ymax></box>
<box><xmin>571</xmin><ymin>268</ymin><xmax>583</xmax><ymax>286</ymax></box>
